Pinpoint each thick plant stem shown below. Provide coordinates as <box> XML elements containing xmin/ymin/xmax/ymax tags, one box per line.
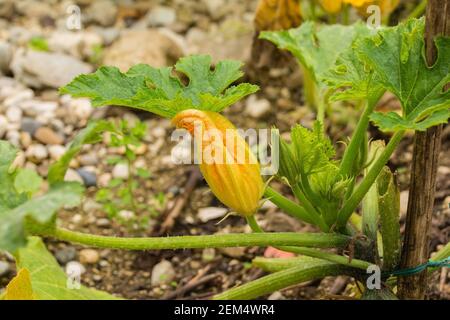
<box><xmin>214</xmin><ymin>262</ymin><xmax>350</xmax><ymax>300</ymax></box>
<box><xmin>398</xmin><ymin>0</ymin><xmax>449</xmax><ymax>300</ymax></box>
<box><xmin>339</xmin><ymin>95</ymin><xmax>381</xmax><ymax>178</ymax></box>
<box><xmin>264</xmin><ymin>186</ymin><xmax>316</xmax><ymax>225</ymax></box>
<box><xmin>407</xmin><ymin>0</ymin><xmax>428</xmax><ymax>19</ymax></box>
<box><xmin>292</xmin><ymin>184</ymin><xmax>329</xmax><ymax>231</ymax></box>
<box><xmin>337</xmin><ymin>131</ymin><xmax>405</xmax><ymax>229</ymax></box>
<box><xmin>41</xmin><ymin>227</ymin><xmax>350</xmax><ymax>250</ymax></box>
<box><xmin>245</xmin><ymin>216</ymin><xmax>371</xmax><ymax>270</ymax></box>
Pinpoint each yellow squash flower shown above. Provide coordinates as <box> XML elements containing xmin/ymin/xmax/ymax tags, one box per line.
<box><xmin>355</xmin><ymin>0</ymin><xmax>400</xmax><ymax>17</ymax></box>
<box><xmin>172</xmin><ymin>110</ymin><xmax>264</xmax><ymax>217</ymax></box>
<box><xmin>320</xmin><ymin>0</ymin><xmax>343</xmax><ymax>14</ymax></box>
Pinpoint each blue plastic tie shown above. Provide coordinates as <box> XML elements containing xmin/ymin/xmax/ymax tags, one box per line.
<box><xmin>383</xmin><ymin>257</ymin><xmax>450</xmax><ymax>277</ymax></box>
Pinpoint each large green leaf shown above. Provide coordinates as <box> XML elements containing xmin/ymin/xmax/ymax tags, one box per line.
<box><xmin>322</xmin><ymin>25</ymin><xmax>384</xmax><ymax>102</ymax></box>
<box><xmin>260</xmin><ymin>22</ymin><xmax>366</xmax><ymax>84</ymax></box>
<box><xmin>60</xmin><ymin>55</ymin><xmax>259</xmax><ymax>118</ymax></box>
<box><xmin>359</xmin><ymin>18</ymin><xmax>450</xmax><ymax>132</ymax></box>
<box><xmin>47</xmin><ymin>120</ymin><xmax>114</xmax><ymax>184</ymax></box>
<box><xmin>0</xmin><ymin>183</ymin><xmax>83</xmax><ymax>253</ymax></box>
<box><xmin>12</xmin><ymin>237</ymin><xmax>119</xmax><ymax>300</ymax></box>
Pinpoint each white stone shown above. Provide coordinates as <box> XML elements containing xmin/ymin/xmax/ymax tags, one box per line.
<box><xmin>245</xmin><ymin>96</ymin><xmax>271</xmax><ymax>119</ymax></box>
<box><xmin>65</xmin><ymin>261</ymin><xmax>86</xmax><ymax>276</ymax></box>
<box><xmin>48</xmin><ymin>145</ymin><xmax>67</xmax><ymax>160</ymax></box>
<box><xmin>6</xmin><ymin>107</ymin><xmax>22</xmax><ymax>123</ymax></box>
<box><xmin>198</xmin><ymin>207</ymin><xmax>228</xmax><ymax>223</ymax></box>
<box><xmin>3</xmin><ymin>88</ymin><xmax>34</xmax><ymax>108</ymax></box>
<box><xmin>151</xmin><ymin>260</ymin><xmax>175</xmax><ymax>286</ymax></box>
<box><xmin>112</xmin><ymin>163</ymin><xmax>129</xmax><ymax>179</ymax></box>
<box><xmin>118</xmin><ymin>210</ymin><xmax>135</xmax><ymax>220</ymax></box>
<box><xmin>26</xmin><ymin>144</ymin><xmax>48</xmax><ymax>160</ymax></box>
<box><xmin>147</xmin><ymin>6</ymin><xmax>176</xmax><ymax>27</ymax></box>
<box><xmin>20</xmin><ymin>100</ymin><xmax>58</xmax><ymax>116</ymax></box>
<box><xmin>151</xmin><ymin>126</ymin><xmax>166</xmax><ymax>138</ymax></box>
<box><xmin>10</xmin><ymin>49</ymin><xmax>93</xmax><ymax>89</ymax></box>
<box><xmin>64</xmin><ymin>168</ymin><xmax>84</xmax><ymax>184</ymax></box>
<box><xmin>70</xmin><ymin>98</ymin><xmax>93</xmax><ymax>120</ymax></box>
<box><xmin>0</xmin><ymin>261</ymin><xmax>11</xmax><ymax>277</ymax></box>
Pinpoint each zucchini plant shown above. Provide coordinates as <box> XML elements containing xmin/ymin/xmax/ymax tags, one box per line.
<box><xmin>0</xmin><ymin>17</ymin><xmax>449</xmax><ymax>300</ymax></box>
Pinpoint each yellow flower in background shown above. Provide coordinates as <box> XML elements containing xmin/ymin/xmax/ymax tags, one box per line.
<box><xmin>319</xmin><ymin>0</ymin><xmax>343</xmax><ymax>14</ymax></box>
<box><xmin>343</xmin><ymin>0</ymin><xmax>372</xmax><ymax>6</ymax></box>
<box><xmin>355</xmin><ymin>0</ymin><xmax>400</xmax><ymax>17</ymax></box>
<box><xmin>254</xmin><ymin>0</ymin><xmax>302</xmax><ymax>31</ymax></box>
<box><xmin>319</xmin><ymin>0</ymin><xmax>398</xmax><ymax>16</ymax></box>
<box><xmin>172</xmin><ymin>110</ymin><xmax>264</xmax><ymax>217</ymax></box>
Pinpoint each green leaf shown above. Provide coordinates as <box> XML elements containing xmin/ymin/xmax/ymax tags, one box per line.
<box><xmin>13</xmin><ymin>237</ymin><xmax>119</xmax><ymax>300</ymax></box>
<box><xmin>260</xmin><ymin>22</ymin><xmax>364</xmax><ymax>84</ymax></box>
<box><xmin>47</xmin><ymin>120</ymin><xmax>114</xmax><ymax>184</ymax></box>
<box><xmin>276</xmin><ymin>122</ymin><xmax>349</xmax><ymax>227</ymax></box>
<box><xmin>359</xmin><ymin>18</ymin><xmax>450</xmax><ymax>132</ymax></box>
<box><xmin>322</xmin><ymin>25</ymin><xmax>384</xmax><ymax>101</ymax></box>
<box><xmin>60</xmin><ymin>55</ymin><xmax>259</xmax><ymax>118</ymax></box>
<box><xmin>14</xmin><ymin>169</ymin><xmax>43</xmax><ymax>196</ymax></box>
<box><xmin>291</xmin><ymin>122</ymin><xmax>336</xmax><ymax>176</ymax></box>
<box><xmin>0</xmin><ymin>183</ymin><xmax>84</xmax><ymax>253</ymax></box>
<box><xmin>0</xmin><ymin>141</ymin><xmax>27</xmax><ymax>211</ymax></box>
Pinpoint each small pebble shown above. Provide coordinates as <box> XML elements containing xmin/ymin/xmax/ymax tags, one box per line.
<box><xmin>112</xmin><ymin>163</ymin><xmax>129</xmax><ymax>179</ymax></box>
<box><xmin>66</xmin><ymin>261</ymin><xmax>86</xmax><ymax>276</ymax></box>
<box><xmin>64</xmin><ymin>168</ymin><xmax>84</xmax><ymax>184</ymax></box>
<box><xmin>55</xmin><ymin>247</ymin><xmax>77</xmax><ymax>265</ymax></box>
<box><xmin>48</xmin><ymin>145</ymin><xmax>66</xmax><ymax>160</ymax></box>
<box><xmin>77</xmin><ymin>168</ymin><xmax>97</xmax><ymax>187</ymax></box>
<box><xmin>34</xmin><ymin>126</ymin><xmax>64</xmax><ymax>145</ymax></box>
<box><xmin>26</xmin><ymin>144</ymin><xmax>48</xmax><ymax>161</ymax></box>
<box><xmin>21</xmin><ymin>117</ymin><xmax>41</xmax><ymax>135</ymax></box>
<box><xmin>118</xmin><ymin>210</ymin><xmax>135</xmax><ymax>220</ymax></box>
<box><xmin>79</xmin><ymin>249</ymin><xmax>100</xmax><ymax>265</ymax></box>
<box><xmin>151</xmin><ymin>260</ymin><xmax>176</xmax><ymax>286</ymax></box>
<box><xmin>6</xmin><ymin>107</ymin><xmax>22</xmax><ymax>123</ymax></box>
<box><xmin>245</xmin><ymin>96</ymin><xmax>271</xmax><ymax>119</ymax></box>
<box><xmin>198</xmin><ymin>207</ymin><xmax>227</xmax><ymax>223</ymax></box>
<box><xmin>0</xmin><ymin>261</ymin><xmax>10</xmax><ymax>277</ymax></box>
<box><xmin>96</xmin><ymin>218</ymin><xmax>111</xmax><ymax>228</ymax></box>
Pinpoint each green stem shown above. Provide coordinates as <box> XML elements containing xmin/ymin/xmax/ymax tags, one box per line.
<box><xmin>246</xmin><ymin>216</ymin><xmax>370</xmax><ymax>270</ymax></box>
<box><xmin>337</xmin><ymin>130</ymin><xmax>405</xmax><ymax>229</ymax></box>
<box><xmin>309</xmin><ymin>0</ymin><xmax>317</xmax><ymax>22</ymax></box>
<box><xmin>264</xmin><ymin>186</ymin><xmax>317</xmax><ymax>226</ymax></box>
<box><xmin>41</xmin><ymin>227</ymin><xmax>350</xmax><ymax>250</ymax></box>
<box><xmin>339</xmin><ymin>94</ymin><xmax>381</xmax><ymax>178</ymax></box>
<box><xmin>284</xmin><ymin>246</ymin><xmax>371</xmax><ymax>270</ymax></box>
<box><xmin>214</xmin><ymin>262</ymin><xmax>352</xmax><ymax>300</ymax></box>
<box><xmin>430</xmin><ymin>242</ymin><xmax>450</xmax><ymax>264</ymax></box>
<box><xmin>292</xmin><ymin>184</ymin><xmax>329</xmax><ymax>232</ymax></box>
<box><xmin>407</xmin><ymin>0</ymin><xmax>427</xmax><ymax>20</ymax></box>
<box><xmin>126</xmin><ymin>156</ymin><xmax>137</xmax><ymax>212</ymax></box>
<box><xmin>342</xmin><ymin>4</ymin><xmax>350</xmax><ymax>25</ymax></box>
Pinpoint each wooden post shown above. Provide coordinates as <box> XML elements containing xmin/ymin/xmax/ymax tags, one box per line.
<box><xmin>398</xmin><ymin>0</ymin><xmax>450</xmax><ymax>300</ymax></box>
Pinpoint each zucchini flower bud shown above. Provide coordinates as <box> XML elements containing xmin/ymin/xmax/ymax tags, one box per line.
<box><xmin>172</xmin><ymin>109</ymin><xmax>264</xmax><ymax>216</ymax></box>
